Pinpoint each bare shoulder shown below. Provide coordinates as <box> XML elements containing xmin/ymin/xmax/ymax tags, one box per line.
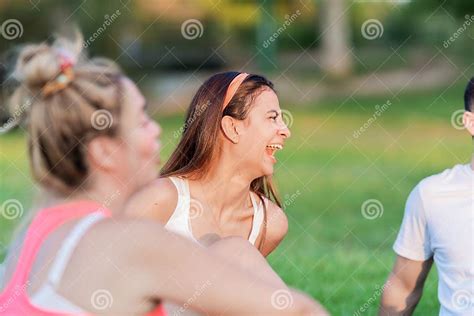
<box><xmin>75</xmin><ymin>218</ymin><xmax>186</xmax><ymax>271</ymax></box>
<box><xmin>124</xmin><ymin>177</ymin><xmax>178</xmax><ymax>224</ymax></box>
<box><xmin>261</xmin><ymin>199</ymin><xmax>288</xmax><ymax>256</ymax></box>
<box><xmin>63</xmin><ymin>218</ymin><xmax>185</xmax><ymax>304</ymax></box>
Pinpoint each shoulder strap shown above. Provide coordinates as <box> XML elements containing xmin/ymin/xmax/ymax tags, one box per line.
<box><xmin>5</xmin><ymin>201</ymin><xmax>109</xmax><ymax>290</ymax></box>
<box><xmin>168</xmin><ymin>176</ymin><xmax>191</xmax><ymax>215</ymax></box>
<box><xmin>46</xmin><ymin>212</ymin><xmax>107</xmax><ymax>288</ymax></box>
<box><xmin>248</xmin><ymin>193</ymin><xmax>265</xmax><ymax>245</ymax></box>
<box><xmin>168</xmin><ymin>176</ymin><xmax>188</xmax><ymax>196</ymax></box>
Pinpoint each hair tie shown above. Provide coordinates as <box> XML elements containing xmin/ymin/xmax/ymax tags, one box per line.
<box><xmin>42</xmin><ymin>53</ymin><xmax>75</xmax><ymax>97</ymax></box>
<box><xmin>222</xmin><ymin>72</ymin><xmax>249</xmax><ymax>109</ymax></box>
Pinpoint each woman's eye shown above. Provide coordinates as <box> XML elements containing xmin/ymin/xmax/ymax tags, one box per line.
<box><xmin>270</xmin><ymin>116</ymin><xmax>278</xmax><ymax>121</ymax></box>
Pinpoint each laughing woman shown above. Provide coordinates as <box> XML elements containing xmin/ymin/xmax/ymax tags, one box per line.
<box><xmin>126</xmin><ymin>72</ymin><xmax>290</xmax><ymax>256</ymax></box>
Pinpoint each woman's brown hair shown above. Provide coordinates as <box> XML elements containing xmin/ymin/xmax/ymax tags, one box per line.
<box><xmin>5</xmin><ymin>33</ymin><xmax>125</xmax><ymax>195</ymax></box>
<box><xmin>161</xmin><ymin>71</ymin><xmax>283</xmax><ymax>251</ymax></box>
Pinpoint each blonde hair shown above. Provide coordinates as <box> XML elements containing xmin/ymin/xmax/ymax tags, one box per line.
<box><xmin>6</xmin><ymin>33</ymin><xmax>125</xmax><ymax>194</ymax></box>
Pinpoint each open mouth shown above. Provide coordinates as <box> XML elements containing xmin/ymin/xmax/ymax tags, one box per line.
<box><xmin>265</xmin><ymin>143</ymin><xmax>283</xmax><ymax>162</ymax></box>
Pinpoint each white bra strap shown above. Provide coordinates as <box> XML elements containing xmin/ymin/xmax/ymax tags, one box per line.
<box><xmin>169</xmin><ymin>176</ymin><xmax>187</xmax><ymax>197</ymax></box>
<box><xmin>47</xmin><ymin>213</ymin><xmax>106</xmax><ymax>288</ymax></box>
<box><xmin>248</xmin><ymin>193</ymin><xmax>265</xmax><ymax>245</ymax></box>
<box><xmin>168</xmin><ymin>176</ymin><xmax>191</xmax><ymax>219</ymax></box>
<box><xmin>182</xmin><ymin>177</ymin><xmax>190</xmax><ymax>197</ymax></box>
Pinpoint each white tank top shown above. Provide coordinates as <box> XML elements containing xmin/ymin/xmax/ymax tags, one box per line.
<box><xmin>164</xmin><ymin>176</ymin><xmax>265</xmax><ymax>245</ymax></box>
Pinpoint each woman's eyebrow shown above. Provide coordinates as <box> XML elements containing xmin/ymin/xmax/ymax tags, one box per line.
<box><xmin>267</xmin><ymin>110</ymin><xmax>280</xmax><ymax>115</ymax></box>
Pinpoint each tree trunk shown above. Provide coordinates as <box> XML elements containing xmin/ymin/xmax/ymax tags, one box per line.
<box><xmin>320</xmin><ymin>0</ymin><xmax>353</xmax><ymax>79</ymax></box>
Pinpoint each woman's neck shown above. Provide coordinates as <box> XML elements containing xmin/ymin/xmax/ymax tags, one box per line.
<box><xmin>193</xmin><ymin>157</ymin><xmax>255</xmax><ymax>220</ymax></box>
<box><xmin>54</xmin><ymin>180</ymin><xmax>131</xmax><ymax>215</ymax></box>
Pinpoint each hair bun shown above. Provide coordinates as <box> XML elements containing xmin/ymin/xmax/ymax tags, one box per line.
<box><xmin>14</xmin><ymin>44</ymin><xmax>63</xmax><ymax>89</ymax></box>
<box><xmin>13</xmin><ymin>33</ymin><xmax>82</xmax><ymax>93</ymax></box>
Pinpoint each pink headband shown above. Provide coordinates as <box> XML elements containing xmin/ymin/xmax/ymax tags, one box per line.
<box><xmin>222</xmin><ymin>72</ymin><xmax>249</xmax><ymax>109</ymax></box>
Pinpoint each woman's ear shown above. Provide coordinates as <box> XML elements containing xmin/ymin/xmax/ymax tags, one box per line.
<box><xmin>463</xmin><ymin>111</ymin><xmax>474</xmax><ymax>136</ymax></box>
<box><xmin>221</xmin><ymin>115</ymin><xmax>239</xmax><ymax>144</ymax></box>
<box><xmin>87</xmin><ymin>136</ymin><xmax>122</xmax><ymax>171</ymax></box>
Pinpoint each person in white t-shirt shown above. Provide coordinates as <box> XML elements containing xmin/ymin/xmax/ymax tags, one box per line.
<box><xmin>379</xmin><ymin>78</ymin><xmax>474</xmax><ymax>315</ymax></box>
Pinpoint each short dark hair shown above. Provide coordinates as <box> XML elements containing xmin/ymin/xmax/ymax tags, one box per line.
<box><xmin>464</xmin><ymin>77</ymin><xmax>474</xmax><ymax>112</ymax></box>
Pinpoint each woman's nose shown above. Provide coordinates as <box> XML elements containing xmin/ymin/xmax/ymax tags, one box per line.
<box><xmin>152</xmin><ymin>120</ymin><xmax>162</xmax><ymax>138</ymax></box>
<box><xmin>279</xmin><ymin>123</ymin><xmax>291</xmax><ymax>139</ymax></box>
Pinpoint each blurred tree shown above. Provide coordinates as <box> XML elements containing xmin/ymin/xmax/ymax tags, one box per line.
<box><xmin>257</xmin><ymin>0</ymin><xmax>277</xmax><ymax>72</ymax></box>
<box><xmin>319</xmin><ymin>0</ymin><xmax>353</xmax><ymax>79</ymax></box>
<box><xmin>414</xmin><ymin>0</ymin><xmax>474</xmax><ymax>18</ymax></box>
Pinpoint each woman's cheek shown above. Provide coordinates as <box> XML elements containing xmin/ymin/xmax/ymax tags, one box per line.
<box><xmin>141</xmin><ymin>131</ymin><xmax>159</xmax><ymax>157</ymax></box>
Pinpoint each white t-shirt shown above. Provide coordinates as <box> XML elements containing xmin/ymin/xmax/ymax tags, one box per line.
<box><xmin>394</xmin><ymin>164</ymin><xmax>474</xmax><ymax>316</ymax></box>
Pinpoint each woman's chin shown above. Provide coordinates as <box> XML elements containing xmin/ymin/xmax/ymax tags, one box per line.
<box><xmin>140</xmin><ymin>168</ymin><xmax>159</xmax><ymax>185</ymax></box>
<box><xmin>261</xmin><ymin>164</ymin><xmax>274</xmax><ymax>177</ymax></box>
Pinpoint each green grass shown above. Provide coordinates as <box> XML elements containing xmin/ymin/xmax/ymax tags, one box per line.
<box><xmin>1</xmin><ymin>81</ymin><xmax>471</xmax><ymax>315</ymax></box>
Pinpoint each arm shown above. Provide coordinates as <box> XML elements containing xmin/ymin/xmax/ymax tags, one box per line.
<box><xmin>379</xmin><ymin>183</ymin><xmax>433</xmax><ymax>315</ymax></box>
<box><xmin>208</xmin><ymin>236</ymin><xmax>287</xmax><ymax>288</ymax></box>
<box><xmin>379</xmin><ymin>255</ymin><xmax>433</xmax><ymax>315</ymax></box>
<box><xmin>260</xmin><ymin>200</ymin><xmax>289</xmax><ymax>257</ymax></box>
<box><xmin>133</xmin><ymin>220</ymin><xmax>325</xmax><ymax>315</ymax></box>
<box><xmin>81</xmin><ymin>219</ymin><xmax>328</xmax><ymax>315</ymax></box>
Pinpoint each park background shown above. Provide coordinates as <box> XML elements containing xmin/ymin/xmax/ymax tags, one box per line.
<box><xmin>1</xmin><ymin>0</ymin><xmax>473</xmax><ymax>314</ymax></box>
